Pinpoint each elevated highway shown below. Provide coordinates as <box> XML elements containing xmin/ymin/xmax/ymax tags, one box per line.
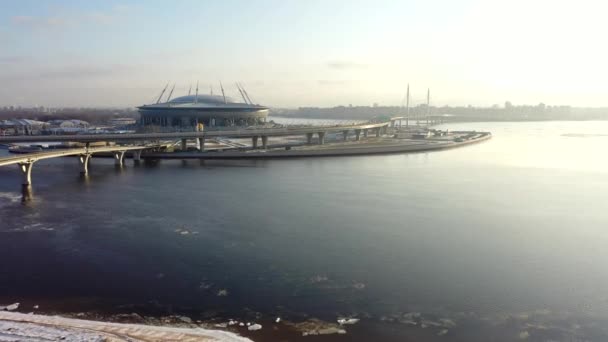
<box><xmin>0</xmin><ymin>121</ymin><xmax>393</xmax><ymax>150</ymax></box>
<box><xmin>0</xmin><ymin>144</ymin><xmax>161</xmax><ymax>186</ymax></box>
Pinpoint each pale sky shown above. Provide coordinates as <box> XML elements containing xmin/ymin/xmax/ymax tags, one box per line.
<box><xmin>0</xmin><ymin>0</ymin><xmax>607</xmax><ymax>108</ymax></box>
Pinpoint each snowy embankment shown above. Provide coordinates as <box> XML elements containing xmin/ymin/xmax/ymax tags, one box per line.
<box><xmin>0</xmin><ymin>311</ymin><xmax>252</xmax><ymax>342</ymax></box>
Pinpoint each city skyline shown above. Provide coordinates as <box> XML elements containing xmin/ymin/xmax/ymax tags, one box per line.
<box><xmin>1</xmin><ymin>0</ymin><xmax>607</xmax><ymax>108</ymax></box>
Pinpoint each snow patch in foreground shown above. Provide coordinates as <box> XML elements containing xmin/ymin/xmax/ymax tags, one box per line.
<box><xmin>0</xmin><ymin>311</ymin><xmax>252</xmax><ymax>342</ymax></box>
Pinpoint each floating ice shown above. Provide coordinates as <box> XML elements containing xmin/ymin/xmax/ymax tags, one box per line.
<box><xmin>247</xmin><ymin>324</ymin><xmax>262</xmax><ymax>331</ymax></box>
<box><xmin>1</xmin><ymin>303</ymin><xmax>19</xmax><ymax>311</ymax></box>
<box><xmin>337</xmin><ymin>318</ymin><xmax>359</xmax><ymax>325</ymax></box>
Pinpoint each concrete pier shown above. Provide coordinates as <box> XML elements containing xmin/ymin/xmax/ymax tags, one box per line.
<box><xmin>181</xmin><ymin>139</ymin><xmax>187</xmax><ymax>151</ymax></box>
<box><xmin>306</xmin><ymin>133</ymin><xmax>313</xmax><ymax>144</ymax></box>
<box><xmin>252</xmin><ymin>136</ymin><xmax>259</xmax><ymax>149</ymax></box>
<box><xmin>261</xmin><ymin>136</ymin><xmax>268</xmax><ymax>149</ymax></box>
<box><xmin>198</xmin><ymin>137</ymin><xmax>205</xmax><ymax>152</ymax></box>
<box><xmin>18</xmin><ymin>162</ymin><xmax>34</xmax><ymax>186</ymax></box>
<box><xmin>133</xmin><ymin>150</ymin><xmax>142</xmax><ymax>162</ymax></box>
<box><xmin>317</xmin><ymin>132</ymin><xmax>326</xmax><ymax>145</ymax></box>
<box><xmin>363</xmin><ymin>129</ymin><xmax>368</xmax><ymax>138</ymax></box>
<box><xmin>342</xmin><ymin>130</ymin><xmax>349</xmax><ymax>141</ymax></box>
<box><xmin>79</xmin><ymin>154</ymin><xmax>92</xmax><ymax>175</ymax></box>
<box><xmin>355</xmin><ymin>129</ymin><xmax>361</xmax><ymax>141</ymax></box>
<box><xmin>113</xmin><ymin>151</ymin><xmax>126</xmax><ymax>166</ymax></box>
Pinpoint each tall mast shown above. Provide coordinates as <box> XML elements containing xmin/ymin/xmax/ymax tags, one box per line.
<box><xmin>166</xmin><ymin>84</ymin><xmax>176</xmax><ymax>102</ymax></box>
<box><xmin>156</xmin><ymin>83</ymin><xmax>169</xmax><ymax>104</ymax></box>
<box><xmin>236</xmin><ymin>83</ymin><xmax>248</xmax><ymax>104</ymax></box>
<box><xmin>210</xmin><ymin>85</ymin><xmax>214</xmax><ymax>96</ymax></box>
<box><xmin>219</xmin><ymin>82</ymin><xmax>227</xmax><ymax>104</ymax></box>
<box><xmin>195</xmin><ymin>81</ymin><xmax>199</xmax><ymax>104</ymax></box>
<box><xmin>426</xmin><ymin>88</ymin><xmax>430</xmax><ymax>126</ymax></box>
<box><xmin>188</xmin><ymin>84</ymin><xmax>192</xmax><ymax>96</ymax></box>
<box><xmin>240</xmin><ymin>83</ymin><xmax>254</xmax><ymax>105</ymax></box>
<box><xmin>406</xmin><ymin>84</ymin><xmax>410</xmax><ymax>128</ymax></box>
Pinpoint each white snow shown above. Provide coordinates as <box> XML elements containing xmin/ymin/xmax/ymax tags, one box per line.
<box><xmin>0</xmin><ymin>311</ymin><xmax>252</xmax><ymax>342</ymax></box>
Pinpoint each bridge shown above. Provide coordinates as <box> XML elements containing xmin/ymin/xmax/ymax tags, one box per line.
<box><xmin>0</xmin><ymin>119</ymin><xmax>408</xmax><ymax>187</ymax></box>
<box><xmin>0</xmin><ymin>121</ymin><xmax>393</xmax><ymax>150</ymax></box>
<box><xmin>0</xmin><ymin>144</ymin><xmax>161</xmax><ymax>186</ymax></box>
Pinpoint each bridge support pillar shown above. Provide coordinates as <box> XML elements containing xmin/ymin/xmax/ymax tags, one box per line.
<box><xmin>363</xmin><ymin>129</ymin><xmax>368</xmax><ymax>138</ymax></box>
<box><xmin>133</xmin><ymin>150</ymin><xmax>142</xmax><ymax>162</ymax></box>
<box><xmin>198</xmin><ymin>137</ymin><xmax>205</xmax><ymax>152</ymax></box>
<box><xmin>306</xmin><ymin>133</ymin><xmax>313</xmax><ymax>144</ymax></box>
<box><xmin>376</xmin><ymin>127</ymin><xmax>381</xmax><ymax>137</ymax></box>
<box><xmin>355</xmin><ymin>129</ymin><xmax>361</xmax><ymax>141</ymax></box>
<box><xmin>252</xmin><ymin>136</ymin><xmax>259</xmax><ymax>149</ymax></box>
<box><xmin>342</xmin><ymin>130</ymin><xmax>349</xmax><ymax>141</ymax></box>
<box><xmin>261</xmin><ymin>136</ymin><xmax>268</xmax><ymax>149</ymax></box>
<box><xmin>18</xmin><ymin>162</ymin><xmax>34</xmax><ymax>186</ymax></box>
<box><xmin>79</xmin><ymin>153</ymin><xmax>92</xmax><ymax>175</ymax></box>
<box><xmin>113</xmin><ymin>151</ymin><xmax>126</xmax><ymax>166</ymax></box>
<box><xmin>317</xmin><ymin>132</ymin><xmax>325</xmax><ymax>145</ymax></box>
<box><xmin>181</xmin><ymin>139</ymin><xmax>188</xmax><ymax>151</ymax></box>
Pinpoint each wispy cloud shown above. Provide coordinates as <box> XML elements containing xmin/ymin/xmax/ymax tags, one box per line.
<box><xmin>11</xmin><ymin>15</ymin><xmax>71</xmax><ymax>28</ymax></box>
<box><xmin>317</xmin><ymin>79</ymin><xmax>358</xmax><ymax>86</ymax></box>
<box><xmin>327</xmin><ymin>61</ymin><xmax>368</xmax><ymax>70</ymax></box>
<box><xmin>0</xmin><ymin>55</ymin><xmax>31</xmax><ymax>64</ymax></box>
<box><xmin>0</xmin><ymin>64</ymin><xmax>137</xmax><ymax>82</ymax></box>
<box><xmin>37</xmin><ymin>64</ymin><xmax>135</xmax><ymax>79</ymax></box>
<box><xmin>10</xmin><ymin>5</ymin><xmax>134</xmax><ymax>29</ymax></box>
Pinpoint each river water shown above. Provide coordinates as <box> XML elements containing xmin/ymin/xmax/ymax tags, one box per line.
<box><xmin>1</xmin><ymin>121</ymin><xmax>608</xmax><ymax>341</ymax></box>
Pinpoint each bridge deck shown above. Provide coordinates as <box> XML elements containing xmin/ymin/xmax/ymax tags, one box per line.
<box><xmin>0</xmin><ymin>122</ymin><xmax>390</xmax><ymax>144</ymax></box>
<box><xmin>0</xmin><ymin>145</ymin><xmax>154</xmax><ymax>166</ymax></box>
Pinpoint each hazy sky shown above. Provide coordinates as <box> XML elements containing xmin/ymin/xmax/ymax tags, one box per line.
<box><xmin>0</xmin><ymin>0</ymin><xmax>607</xmax><ymax>108</ymax></box>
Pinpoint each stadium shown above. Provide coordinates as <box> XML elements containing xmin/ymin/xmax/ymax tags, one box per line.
<box><xmin>138</xmin><ymin>84</ymin><xmax>269</xmax><ymax>131</ymax></box>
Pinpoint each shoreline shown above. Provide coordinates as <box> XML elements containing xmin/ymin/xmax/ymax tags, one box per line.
<box><xmin>140</xmin><ymin>132</ymin><xmax>492</xmax><ymax>160</ymax></box>
<box><xmin>0</xmin><ymin>311</ymin><xmax>252</xmax><ymax>341</ymax></box>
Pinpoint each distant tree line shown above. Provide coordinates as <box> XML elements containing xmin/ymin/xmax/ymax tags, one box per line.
<box><xmin>0</xmin><ymin>108</ymin><xmax>138</xmax><ymax>124</ymax></box>
<box><xmin>271</xmin><ymin>103</ymin><xmax>608</xmax><ymax>122</ymax></box>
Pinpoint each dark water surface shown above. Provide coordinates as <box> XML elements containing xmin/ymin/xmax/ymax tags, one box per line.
<box><xmin>1</xmin><ymin>121</ymin><xmax>608</xmax><ymax>341</ymax></box>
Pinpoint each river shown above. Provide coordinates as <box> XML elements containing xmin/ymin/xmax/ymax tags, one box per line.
<box><xmin>1</xmin><ymin>121</ymin><xmax>607</xmax><ymax>341</ymax></box>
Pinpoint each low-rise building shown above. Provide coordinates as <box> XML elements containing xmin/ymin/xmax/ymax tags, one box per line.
<box><xmin>0</xmin><ymin>119</ymin><xmax>48</xmax><ymax>135</ymax></box>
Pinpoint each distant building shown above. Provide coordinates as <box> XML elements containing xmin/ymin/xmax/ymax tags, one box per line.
<box><xmin>47</xmin><ymin>119</ymin><xmax>90</xmax><ymax>134</ymax></box>
<box><xmin>138</xmin><ymin>89</ymin><xmax>269</xmax><ymax>131</ymax></box>
<box><xmin>0</xmin><ymin>119</ymin><xmax>47</xmax><ymax>135</ymax></box>
<box><xmin>109</xmin><ymin>117</ymin><xmax>137</xmax><ymax>126</ymax></box>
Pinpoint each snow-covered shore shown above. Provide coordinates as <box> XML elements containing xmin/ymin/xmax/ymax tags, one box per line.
<box><xmin>0</xmin><ymin>311</ymin><xmax>252</xmax><ymax>342</ymax></box>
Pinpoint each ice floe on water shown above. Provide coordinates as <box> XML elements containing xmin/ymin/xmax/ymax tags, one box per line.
<box><xmin>0</xmin><ymin>303</ymin><xmax>19</xmax><ymax>311</ymax></box>
<box><xmin>247</xmin><ymin>323</ymin><xmax>262</xmax><ymax>331</ymax></box>
<box><xmin>284</xmin><ymin>319</ymin><xmax>347</xmax><ymax>336</ymax></box>
<box><xmin>0</xmin><ymin>192</ymin><xmax>21</xmax><ymax>207</ymax></box>
<box><xmin>337</xmin><ymin>317</ymin><xmax>359</xmax><ymax>325</ymax></box>
<box><xmin>174</xmin><ymin>226</ymin><xmax>199</xmax><ymax>236</ymax></box>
